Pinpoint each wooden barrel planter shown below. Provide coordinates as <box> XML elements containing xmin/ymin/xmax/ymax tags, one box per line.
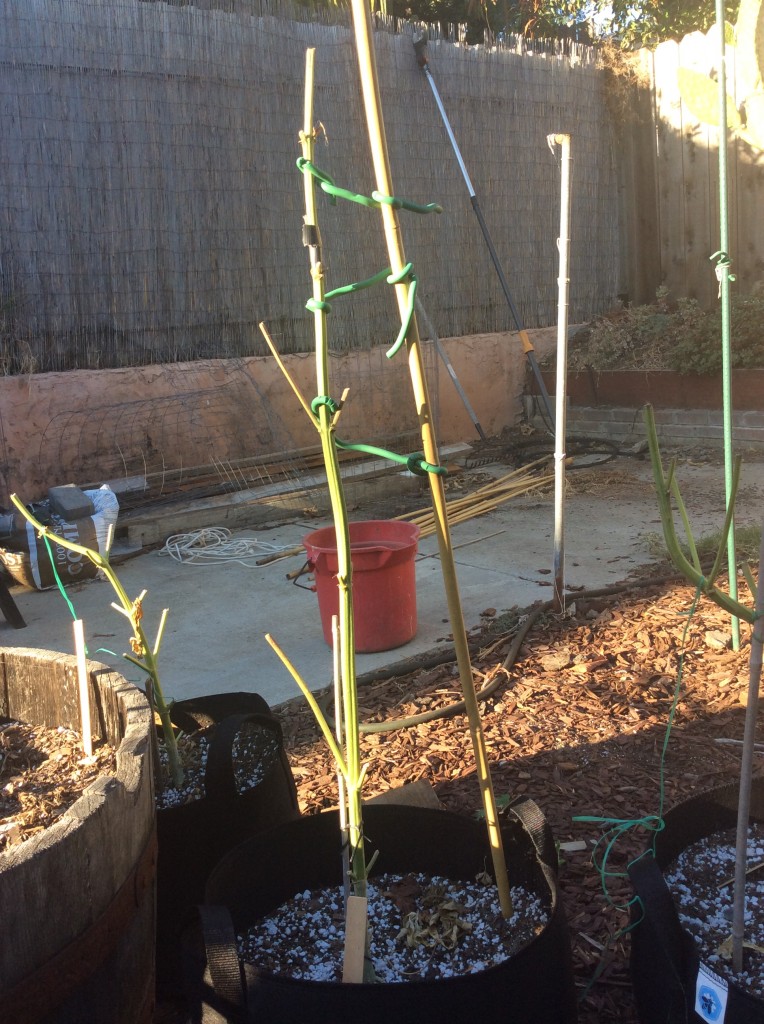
<box><xmin>0</xmin><ymin>647</ymin><xmax>156</xmax><ymax>1024</ymax></box>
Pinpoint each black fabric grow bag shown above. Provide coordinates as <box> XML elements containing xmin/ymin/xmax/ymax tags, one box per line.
<box><xmin>188</xmin><ymin>799</ymin><xmax>577</xmax><ymax>1024</ymax></box>
<box><xmin>629</xmin><ymin>778</ymin><xmax>764</xmax><ymax>1024</ymax></box>
<box><xmin>156</xmin><ymin>692</ymin><xmax>299</xmax><ymax>991</ymax></box>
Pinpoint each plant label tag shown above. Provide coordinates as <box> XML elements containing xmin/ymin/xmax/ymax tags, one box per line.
<box><xmin>695</xmin><ymin>961</ymin><xmax>729</xmax><ymax>1022</ymax></box>
<box><xmin>342</xmin><ymin>894</ymin><xmax>367</xmax><ymax>984</ymax></box>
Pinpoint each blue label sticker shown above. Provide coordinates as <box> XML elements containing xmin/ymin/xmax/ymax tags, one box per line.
<box><xmin>695</xmin><ymin>962</ymin><xmax>728</xmax><ymax>1023</ymax></box>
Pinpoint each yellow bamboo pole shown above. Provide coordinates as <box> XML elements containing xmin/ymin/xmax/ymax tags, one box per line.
<box><xmin>349</xmin><ymin>0</ymin><xmax>512</xmax><ymax>917</ymax></box>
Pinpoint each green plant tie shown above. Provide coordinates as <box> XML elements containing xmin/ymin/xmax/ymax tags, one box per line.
<box><xmin>384</xmin><ymin>264</ymin><xmax>417</xmax><ymax>360</ymax></box>
<box><xmin>305</xmin><ymin>262</ymin><xmax>417</xmax><ymax>360</ymax></box>
<box><xmin>311</xmin><ymin>395</ymin><xmax>340</xmax><ymax>417</ymax></box>
<box><xmin>335</xmin><ymin>439</ymin><xmax>443</xmax><ymax>477</ymax></box>
<box><xmin>309</xmin><ymin>397</ymin><xmax>445</xmax><ymax>477</ymax></box>
<box><xmin>371</xmin><ymin>190</ymin><xmax>442</xmax><ymax>215</ymax></box>
<box><xmin>572</xmin><ymin>585</ymin><xmax>702</xmax><ymax>914</ymax></box>
<box><xmin>711</xmin><ymin>250</ymin><xmax>736</xmax><ymax>297</ymax></box>
<box><xmin>296</xmin><ymin>159</ymin><xmax>437</xmax><ymax>361</ymax></box>
<box><xmin>296</xmin><ymin>158</ymin><xmax>442</xmax><ymax>216</ymax></box>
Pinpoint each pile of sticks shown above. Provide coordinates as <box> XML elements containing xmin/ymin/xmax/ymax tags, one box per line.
<box><xmin>397</xmin><ymin>457</ymin><xmax>553</xmax><ymax>538</ymax></box>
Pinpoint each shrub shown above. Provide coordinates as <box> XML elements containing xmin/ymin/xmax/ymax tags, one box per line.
<box><xmin>564</xmin><ymin>290</ymin><xmax>764</xmax><ymax>374</ymax></box>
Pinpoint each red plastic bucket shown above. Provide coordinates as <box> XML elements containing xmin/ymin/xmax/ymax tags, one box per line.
<box><xmin>302</xmin><ymin>520</ymin><xmax>420</xmax><ymax>653</ymax></box>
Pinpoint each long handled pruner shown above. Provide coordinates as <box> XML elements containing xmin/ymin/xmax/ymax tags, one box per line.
<box><xmin>413</xmin><ymin>34</ymin><xmax>555</xmax><ymax>431</ymax></box>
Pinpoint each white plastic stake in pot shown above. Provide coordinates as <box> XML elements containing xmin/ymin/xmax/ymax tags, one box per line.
<box><xmin>548</xmin><ymin>133</ymin><xmax>572</xmax><ymax>613</ymax></box>
<box><xmin>73</xmin><ymin>619</ymin><xmax>93</xmax><ymax>757</ymax></box>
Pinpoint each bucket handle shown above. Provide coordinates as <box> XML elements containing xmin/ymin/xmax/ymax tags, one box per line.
<box><xmin>289</xmin><ymin>560</ymin><xmax>317</xmax><ymax>591</ymax></box>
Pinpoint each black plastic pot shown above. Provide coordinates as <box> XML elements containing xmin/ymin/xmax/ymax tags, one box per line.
<box><xmin>156</xmin><ymin>692</ymin><xmax>300</xmax><ymax>994</ymax></box>
<box><xmin>629</xmin><ymin>779</ymin><xmax>764</xmax><ymax>1024</ymax></box>
<box><xmin>189</xmin><ymin>800</ymin><xmax>577</xmax><ymax>1024</ymax></box>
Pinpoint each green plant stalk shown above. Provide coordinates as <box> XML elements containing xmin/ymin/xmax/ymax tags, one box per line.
<box><xmin>645</xmin><ymin>401</ymin><xmax>764</xmax><ymax>968</ymax></box>
<box><xmin>716</xmin><ymin>0</ymin><xmax>741</xmax><ymax>650</ymax></box>
<box><xmin>9</xmin><ymin>493</ymin><xmax>183</xmax><ymax>788</ymax></box>
<box><xmin>643</xmin><ymin>406</ymin><xmax>755</xmax><ymax>624</ymax></box>
<box><xmin>299</xmin><ymin>51</ymin><xmax>367</xmax><ymax>913</ymax></box>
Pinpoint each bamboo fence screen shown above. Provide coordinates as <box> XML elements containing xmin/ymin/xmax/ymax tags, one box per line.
<box><xmin>0</xmin><ymin>0</ymin><xmax>621</xmax><ymax>372</ymax></box>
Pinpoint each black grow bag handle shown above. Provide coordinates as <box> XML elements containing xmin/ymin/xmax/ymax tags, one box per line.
<box><xmin>203</xmin><ymin>711</ymin><xmax>287</xmax><ymax>804</ymax></box>
<box><xmin>507</xmin><ymin>795</ymin><xmax>558</xmax><ymax>877</ymax></box>
<box><xmin>183</xmin><ymin>905</ymin><xmax>248</xmax><ymax>1024</ymax></box>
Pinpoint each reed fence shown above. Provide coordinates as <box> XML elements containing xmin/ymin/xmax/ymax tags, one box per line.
<box><xmin>0</xmin><ymin>0</ymin><xmax>620</xmax><ymax>372</ymax></box>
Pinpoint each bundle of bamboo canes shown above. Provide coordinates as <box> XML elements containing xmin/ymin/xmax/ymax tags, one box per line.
<box><xmin>397</xmin><ymin>456</ymin><xmax>553</xmax><ymax>538</ymax></box>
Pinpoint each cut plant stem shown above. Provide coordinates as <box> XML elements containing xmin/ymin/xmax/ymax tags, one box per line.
<box><xmin>350</xmin><ymin>0</ymin><xmax>512</xmax><ymax>918</ymax></box>
<box><xmin>8</xmin><ymin>493</ymin><xmax>183</xmax><ymax>788</ymax></box>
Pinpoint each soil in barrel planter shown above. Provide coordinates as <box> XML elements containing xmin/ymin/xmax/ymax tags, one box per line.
<box><xmin>666</xmin><ymin>823</ymin><xmax>764</xmax><ymax>999</ymax></box>
<box><xmin>0</xmin><ymin>718</ymin><xmax>116</xmax><ymax>850</ymax></box>
<box><xmin>238</xmin><ymin>871</ymin><xmax>549</xmax><ymax>982</ymax></box>
<box><xmin>155</xmin><ymin>719</ymin><xmax>282</xmax><ymax>809</ymax></box>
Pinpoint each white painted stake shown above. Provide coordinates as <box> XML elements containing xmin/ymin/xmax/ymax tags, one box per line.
<box><xmin>548</xmin><ymin>133</ymin><xmax>572</xmax><ymax>613</ymax></box>
<box><xmin>73</xmin><ymin>619</ymin><xmax>93</xmax><ymax>757</ymax></box>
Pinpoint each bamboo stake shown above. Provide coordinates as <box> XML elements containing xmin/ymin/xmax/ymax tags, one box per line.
<box><xmin>259</xmin><ymin>320</ymin><xmax>317</xmax><ymax>426</ymax></box>
<box><xmin>731</xmin><ymin>523</ymin><xmax>764</xmax><ymax>971</ymax></box>
<box><xmin>73</xmin><ymin>619</ymin><xmax>93</xmax><ymax>758</ymax></box>
<box><xmin>349</xmin><ymin>0</ymin><xmax>512</xmax><ymax>917</ymax></box>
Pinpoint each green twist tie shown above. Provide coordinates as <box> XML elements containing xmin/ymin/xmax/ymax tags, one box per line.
<box><xmin>334</xmin><ymin>438</ymin><xmax>445</xmax><ymax>477</ymax></box>
<box><xmin>385</xmin><ymin>265</ymin><xmax>417</xmax><ymax>360</ymax></box>
<box><xmin>296</xmin><ymin>157</ymin><xmax>338</xmax><ymax>205</ymax></box>
<box><xmin>372</xmin><ymin>191</ymin><xmax>442</xmax><ymax>215</ymax></box>
<box><xmin>325</xmin><ymin>266</ymin><xmax>392</xmax><ymax>301</ymax></box>
<box><xmin>311</xmin><ymin>395</ymin><xmax>340</xmax><ymax>417</ymax></box>
<box><xmin>306</xmin><ymin>297</ymin><xmax>331</xmax><ymax>314</ymax></box>
<box><xmin>406</xmin><ymin>452</ymin><xmax>444</xmax><ymax>477</ymax></box>
<box><xmin>296</xmin><ymin>157</ymin><xmax>377</xmax><ymax>209</ymax></box>
<box><xmin>297</xmin><ymin>159</ymin><xmax>443</xmax><ymax>216</ymax></box>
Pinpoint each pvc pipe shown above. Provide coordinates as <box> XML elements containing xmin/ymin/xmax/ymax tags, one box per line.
<box><xmin>549</xmin><ymin>134</ymin><xmax>572</xmax><ymax>612</ymax></box>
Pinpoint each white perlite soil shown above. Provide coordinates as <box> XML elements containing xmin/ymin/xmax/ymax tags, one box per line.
<box><xmin>156</xmin><ymin>721</ymin><xmax>281</xmax><ymax>809</ymax></box>
<box><xmin>666</xmin><ymin>823</ymin><xmax>764</xmax><ymax>1000</ymax></box>
<box><xmin>238</xmin><ymin>871</ymin><xmax>549</xmax><ymax>982</ymax></box>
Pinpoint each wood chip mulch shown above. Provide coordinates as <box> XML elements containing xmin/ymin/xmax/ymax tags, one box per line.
<box><xmin>273</xmin><ymin>571</ymin><xmax>763</xmax><ymax>1024</ymax></box>
<box><xmin>0</xmin><ymin>721</ymin><xmax>116</xmax><ymax>852</ymax></box>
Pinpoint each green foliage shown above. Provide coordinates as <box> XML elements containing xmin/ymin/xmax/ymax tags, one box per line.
<box><xmin>566</xmin><ymin>290</ymin><xmax>764</xmax><ymax>375</ymax></box>
<box><xmin>668</xmin><ymin>295</ymin><xmax>764</xmax><ymax>373</ymax></box>
<box><xmin>676</xmin><ymin>0</ymin><xmax>764</xmax><ymax>149</ymax></box>
<box><xmin>677</xmin><ymin>67</ymin><xmax>742</xmax><ymax>129</ymax></box>
<box><xmin>380</xmin><ymin>1</ymin><xmax>741</xmax><ymax>48</ymax></box>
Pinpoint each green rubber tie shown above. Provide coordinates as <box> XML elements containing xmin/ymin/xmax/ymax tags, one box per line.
<box><xmin>325</xmin><ymin>266</ymin><xmax>392</xmax><ymax>300</ymax></box>
<box><xmin>372</xmin><ymin>190</ymin><xmax>442</xmax><ymax>216</ymax></box>
<box><xmin>311</xmin><ymin>395</ymin><xmax>340</xmax><ymax>417</ymax></box>
<box><xmin>297</xmin><ymin>159</ymin><xmax>442</xmax><ymax>216</ymax></box>
<box><xmin>335</xmin><ymin>438</ymin><xmax>445</xmax><ymax>477</ymax></box>
<box><xmin>296</xmin><ymin>157</ymin><xmax>378</xmax><ymax>209</ymax></box>
<box><xmin>306</xmin><ymin>268</ymin><xmax>400</xmax><ymax>316</ymax></box>
<box><xmin>385</xmin><ymin>265</ymin><xmax>417</xmax><ymax>360</ymax></box>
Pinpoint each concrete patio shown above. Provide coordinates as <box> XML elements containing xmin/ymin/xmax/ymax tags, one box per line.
<box><xmin>2</xmin><ymin>450</ymin><xmax>763</xmax><ymax>709</ymax></box>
